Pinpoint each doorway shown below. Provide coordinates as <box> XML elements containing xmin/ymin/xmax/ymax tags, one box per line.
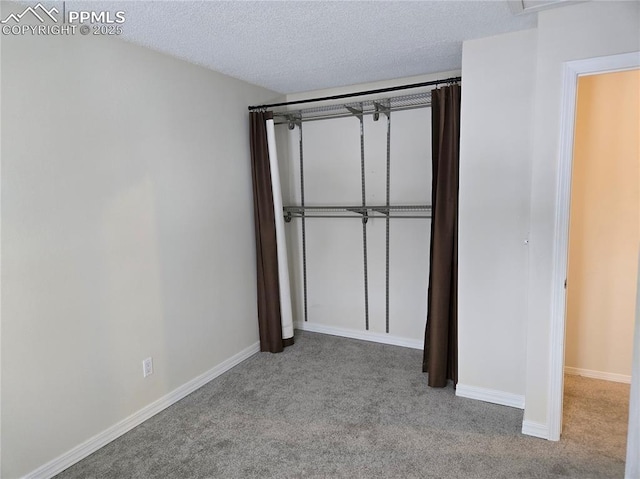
<box><xmin>547</xmin><ymin>52</ymin><xmax>640</xmax><ymax>445</ymax></box>
<box><xmin>561</xmin><ymin>69</ymin><xmax>638</xmax><ymax>462</ymax></box>
<box><xmin>565</xmin><ymin>70</ymin><xmax>638</xmax><ymax>385</ymax></box>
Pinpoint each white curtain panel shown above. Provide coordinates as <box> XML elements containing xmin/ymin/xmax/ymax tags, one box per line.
<box><xmin>265</xmin><ymin>118</ymin><xmax>294</xmax><ymax>341</ymax></box>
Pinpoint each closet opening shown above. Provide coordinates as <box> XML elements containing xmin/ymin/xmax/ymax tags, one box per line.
<box><xmin>249</xmin><ymin>76</ymin><xmax>461</xmax><ymax>388</ymax></box>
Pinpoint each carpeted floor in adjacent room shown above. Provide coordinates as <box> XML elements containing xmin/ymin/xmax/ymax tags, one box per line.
<box><xmin>55</xmin><ymin>331</ymin><xmax>630</xmax><ymax>478</ymax></box>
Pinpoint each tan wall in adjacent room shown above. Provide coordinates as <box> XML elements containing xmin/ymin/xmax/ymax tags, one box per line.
<box><xmin>565</xmin><ymin>70</ymin><xmax>640</xmax><ymax>380</ymax></box>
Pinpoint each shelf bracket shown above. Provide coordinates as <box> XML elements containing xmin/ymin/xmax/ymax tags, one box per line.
<box><xmin>285</xmin><ymin>113</ymin><xmax>302</xmax><ymax>130</ymax></box>
<box><xmin>345</xmin><ymin>207</ymin><xmax>369</xmax><ymax>224</ymax></box>
<box><xmin>345</xmin><ymin>105</ymin><xmax>363</xmax><ymax>121</ymax></box>
<box><xmin>373</xmin><ymin>100</ymin><xmax>391</xmax><ymax>121</ymax></box>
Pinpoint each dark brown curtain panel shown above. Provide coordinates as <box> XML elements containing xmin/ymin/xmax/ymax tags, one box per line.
<box><xmin>250</xmin><ymin>111</ymin><xmax>284</xmax><ymax>353</ymax></box>
<box><xmin>423</xmin><ymin>84</ymin><xmax>461</xmax><ymax>387</ymax></box>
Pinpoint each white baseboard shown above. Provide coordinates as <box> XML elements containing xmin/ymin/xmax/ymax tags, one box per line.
<box><xmin>522</xmin><ymin>420</ymin><xmax>550</xmax><ymax>440</ymax></box>
<box><xmin>24</xmin><ymin>342</ymin><xmax>261</xmax><ymax>479</ymax></box>
<box><xmin>294</xmin><ymin>321</ymin><xmax>423</xmax><ymax>350</ymax></box>
<box><xmin>455</xmin><ymin>383</ymin><xmax>525</xmax><ymax>409</ymax></box>
<box><xmin>564</xmin><ymin>366</ymin><xmax>631</xmax><ymax>384</ymax></box>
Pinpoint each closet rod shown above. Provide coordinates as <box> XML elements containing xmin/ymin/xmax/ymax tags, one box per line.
<box><xmin>247</xmin><ymin>76</ymin><xmax>461</xmax><ymax>111</ymax></box>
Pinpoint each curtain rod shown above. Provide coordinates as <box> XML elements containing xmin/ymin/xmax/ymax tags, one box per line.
<box><xmin>247</xmin><ymin>76</ymin><xmax>461</xmax><ymax>111</ymax></box>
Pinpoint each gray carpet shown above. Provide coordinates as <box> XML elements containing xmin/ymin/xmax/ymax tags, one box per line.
<box><xmin>56</xmin><ymin>331</ymin><xmax>629</xmax><ymax>478</ymax></box>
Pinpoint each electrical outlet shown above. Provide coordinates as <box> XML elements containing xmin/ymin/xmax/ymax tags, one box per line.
<box><xmin>142</xmin><ymin>357</ymin><xmax>153</xmax><ymax>378</ymax></box>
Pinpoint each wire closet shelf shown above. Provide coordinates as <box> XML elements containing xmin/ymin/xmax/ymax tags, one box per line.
<box><xmin>283</xmin><ymin>205</ymin><xmax>432</xmax><ymax>221</ymax></box>
<box><xmin>273</xmin><ymin>91</ymin><xmax>432</xmax><ymax>124</ymax></box>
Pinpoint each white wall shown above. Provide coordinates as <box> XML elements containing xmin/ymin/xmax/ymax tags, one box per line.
<box><xmin>278</xmin><ymin>72</ymin><xmax>459</xmax><ymax>346</ymax></box>
<box><xmin>524</xmin><ymin>0</ymin><xmax>640</xmax><ymax>428</ymax></box>
<box><xmin>458</xmin><ymin>29</ymin><xmax>537</xmax><ymax>399</ymax></box>
<box><xmin>626</xmin><ymin>251</ymin><xmax>640</xmax><ymax>479</ymax></box>
<box><xmin>456</xmin><ymin>1</ymin><xmax>640</xmax><ymax>432</ymax></box>
<box><xmin>457</xmin><ymin>0</ymin><xmax>640</xmax><ymax>433</ymax></box>
<box><xmin>1</xmin><ymin>16</ymin><xmax>277</xmax><ymax>479</ymax></box>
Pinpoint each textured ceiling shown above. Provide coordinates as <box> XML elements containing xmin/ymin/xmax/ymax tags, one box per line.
<box><xmin>70</xmin><ymin>1</ymin><xmax>538</xmax><ymax>94</ymax></box>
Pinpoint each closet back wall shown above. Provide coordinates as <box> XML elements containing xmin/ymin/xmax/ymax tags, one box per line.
<box><xmin>276</xmin><ymin>107</ymin><xmax>432</xmax><ymax>345</ymax></box>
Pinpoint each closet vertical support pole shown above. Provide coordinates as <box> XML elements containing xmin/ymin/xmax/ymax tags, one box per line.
<box><xmin>353</xmin><ymin>106</ymin><xmax>369</xmax><ymax>331</ymax></box>
<box><xmin>298</xmin><ymin>120</ymin><xmax>308</xmax><ymax>323</ymax></box>
<box><xmin>385</xmin><ymin>109</ymin><xmax>391</xmax><ymax>334</ymax></box>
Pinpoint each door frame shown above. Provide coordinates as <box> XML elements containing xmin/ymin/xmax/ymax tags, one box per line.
<box><xmin>548</xmin><ymin>51</ymin><xmax>640</xmax><ymax>441</ymax></box>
